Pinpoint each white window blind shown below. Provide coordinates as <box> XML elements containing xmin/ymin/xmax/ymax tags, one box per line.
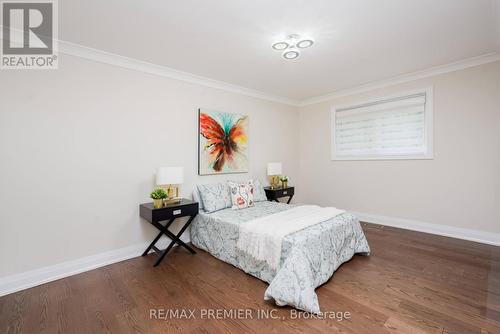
<box><xmin>332</xmin><ymin>90</ymin><xmax>433</xmax><ymax>160</ymax></box>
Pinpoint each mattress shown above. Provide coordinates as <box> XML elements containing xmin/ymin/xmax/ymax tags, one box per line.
<box><xmin>190</xmin><ymin>201</ymin><xmax>370</xmax><ymax>313</ymax></box>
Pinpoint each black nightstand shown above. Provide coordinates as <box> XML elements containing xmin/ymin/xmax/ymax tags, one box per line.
<box><xmin>264</xmin><ymin>186</ymin><xmax>294</xmax><ymax>204</ymax></box>
<box><xmin>139</xmin><ymin>198</ymin><xmax>198</xmax><ymax>267</ymax></box>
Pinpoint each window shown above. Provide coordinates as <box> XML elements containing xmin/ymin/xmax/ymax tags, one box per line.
<box><xmin>331</xmin><ymin>88</ymin><xmax>433</xmax><ymax>160</ymax></box>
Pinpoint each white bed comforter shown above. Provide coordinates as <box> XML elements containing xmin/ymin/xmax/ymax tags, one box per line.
<box><xmin>190</xmin><ymin>202</ymin><xmax>370</xmax><ymax>313</ymax></box>
<box><xmin>237</xmin><ymin>205</ymin><xmax>345</xmax><ymax>270</ymax></box>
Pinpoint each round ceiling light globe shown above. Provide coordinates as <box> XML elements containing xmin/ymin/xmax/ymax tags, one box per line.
<box><xmin>272</xmin><ymin>42</ymin><xmax>289</xmax><ymax>50</ymax></box>
<box><xmin>297</xmin><ymin>39</ymin><xmax>314</xmax><ymax>48</ymax></box>
<box><xmin>283</xmin><ymin>50</ymin><xmax>299</xmax><ymax>59</ymax></box>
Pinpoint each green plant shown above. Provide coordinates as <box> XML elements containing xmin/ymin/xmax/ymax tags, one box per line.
<box><xmin>150</xmin><ymin>187</ymin><xmax>168</xmax><ymax>200</ymax></box>
<box><xmin>280</xmin><ymin>175</ymin><xmax>289</xmax><ymax>182</ymax></box>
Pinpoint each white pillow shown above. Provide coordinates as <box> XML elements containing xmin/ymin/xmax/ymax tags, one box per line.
<box><xmin>192</xmin><ymin>188</ymin><xmax>204</xmax><ymax>212</ymax></box>
<box><xmin>228</xmin><ymin>181</ymin><xmax>255</xmax><ymax>210</ymax></box>
<box><xmin>250</xmin><ymin>179</ymin><xmax>267</xmax><ymax>202</ymax></box>
<box><xmin>197</xmin><ymin>183</ymin><xmax>232</xmax><ymax>213</ymax></box>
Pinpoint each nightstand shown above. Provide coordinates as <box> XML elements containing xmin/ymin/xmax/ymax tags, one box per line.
<box><xmin>264</xmin><ymin>186</ymin><xmax>294</xmax><ymax>204</ymax></box>
<box><xmin>139</xmin><ymin>198</ymin><xmax>198</xmax><ymax>267</ymax></box>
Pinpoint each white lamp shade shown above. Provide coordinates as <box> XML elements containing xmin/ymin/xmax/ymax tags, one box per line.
<box><xmin>267</xmin><ymin>162</ymin><xmax>282</xmax><ymax>176</ymax></box>
<box><xmin>156</xmin><ymin>167</ymin><xmax>184</xmax><ymax>185</ymax></box>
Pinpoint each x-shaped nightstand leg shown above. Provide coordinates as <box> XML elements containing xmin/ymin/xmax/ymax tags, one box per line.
<box><xmin>141</xmin><ymin>215</ymin><xmax>197</xmax><ymax>267</ymax></box>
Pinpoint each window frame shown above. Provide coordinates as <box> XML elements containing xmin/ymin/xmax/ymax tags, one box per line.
<box><xmin>330</xmin><ymin>87</ymin><xmax>434</xmax><ymax>161</ymax></box>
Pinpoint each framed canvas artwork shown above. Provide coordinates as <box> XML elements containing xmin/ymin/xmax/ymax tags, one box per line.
<box><xmin>198</xmin><ymin>109</ymin><xmax>249</xmax><ymax>175</ymax></box>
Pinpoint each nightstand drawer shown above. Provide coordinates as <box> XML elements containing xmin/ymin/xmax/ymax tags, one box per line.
<box><xmin>151</xmin><ymin>203</ymin><xmax>198</xmax><ymax>221</ymax></box>
<box><xmin>274</xmin><ymin>187</ymin><xmax>294</xmax><ymax>198</ymax></box>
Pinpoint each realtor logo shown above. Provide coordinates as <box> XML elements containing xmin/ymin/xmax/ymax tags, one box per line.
<box><xmin>1</xmin><ymin>0</ymin><xmax>58</xmax><ymax>69</ymax></box>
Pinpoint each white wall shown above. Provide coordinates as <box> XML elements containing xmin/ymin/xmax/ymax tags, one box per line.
<box><xmin>297</xmin><ymin>61</ymin><xmax>500</xmax><ymax>234</ymax></box>
<box><xmin>0</xmin><ymin>54</ymin><xmax>299</xmax><ymax>277</ymax></box>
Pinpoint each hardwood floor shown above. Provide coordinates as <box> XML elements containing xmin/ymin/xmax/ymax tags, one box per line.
<box><xmin>1</xmin><ymin>223</ymin><xmax>500</xmax><ymax>333</ymax></box>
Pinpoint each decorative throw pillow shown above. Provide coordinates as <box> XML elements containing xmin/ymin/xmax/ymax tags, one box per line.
<box><xmin>228</xmin><ymin>181</ymin><xmax>255</xmax><ymax>210</ymax></box>
<box><xmin>250</xmin><ymin>179</ymin><xmax>267</xmax><ymax>202</ymax></box>
<box><xmin>197</xmin><ymin>183</ymin><xmax>232</xmax><ymax>213</ymax></box>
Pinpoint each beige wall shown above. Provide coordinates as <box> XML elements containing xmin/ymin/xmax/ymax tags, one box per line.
<box><xmin>297</xmin><ymin>61</ymin><xmax>500</xmax><ymax>234</ymax></box>
<box><xmin>1</xmin><ymin>53</ymin><xmax>499</xmax><ymax>280</ymax></box>
<box><xmin>0</xmin><ymin>54</ymin><xmax>299</xmax><ymax>277</ymax></box>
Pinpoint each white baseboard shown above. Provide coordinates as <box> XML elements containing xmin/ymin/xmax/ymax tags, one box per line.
<box><xmin>0</xmin><ymin>237</ymin><xmax>180</xmax><ymax>297</ymax></box>
<box><xmin>2</xmin><ymin>213</ymin><xmax>499</xmax><ymax>297</ymax></box>
<box><xmin>352</xmin><ymin>211</ymin><xmax>500</xmax><ymax>246</ymax></box>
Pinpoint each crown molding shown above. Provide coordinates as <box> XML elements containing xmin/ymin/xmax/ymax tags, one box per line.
<box><xmin>298</xmin><ymin>52</ymin><xmax>500</xmax><ymax>106</ymax></box>
<box><xmin>3</xmin><ymin>31</ymin><xmax>498</xmax><ymax>108</ymax></box>
<box><xmin>61</xmin><ymin>42</ymin><xmax>499</xmax><ymax>108</ymax></box>
<box><xmin>0</xmin><ymin>27</ymin><xmax>294</xmax><ymax>106</ymax></box>
<box><xmin>58</xmin><ymin>40</ymin><xmax>301</xmax><ymax>106</ymax></box>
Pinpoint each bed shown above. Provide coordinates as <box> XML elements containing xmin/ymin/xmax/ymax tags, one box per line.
<box><xmin>190</xmin><ymin>199</ymin><xmax>370</xmax><ymax>314</ymax></box>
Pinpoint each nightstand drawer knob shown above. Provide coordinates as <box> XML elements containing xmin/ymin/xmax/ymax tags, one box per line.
<box><xmin>283</xmin><ymin>191</ymin><xmax>287</xmax><ymax>195</ymax></box>
<box><xmin>173</xmin><ymin>209</ymin><xmax>182</xmax><ymax>215</ymax></box>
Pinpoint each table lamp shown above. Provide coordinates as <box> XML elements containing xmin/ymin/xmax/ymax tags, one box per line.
<box><xmin>267</xmin><ymin>162</ymin><xmax>282</xmax><ymax>189</ymax></box>
<box><xmin>156</xmin><ymin>167</ymin><xmax>184</xmax><ymax>205</ymax></box>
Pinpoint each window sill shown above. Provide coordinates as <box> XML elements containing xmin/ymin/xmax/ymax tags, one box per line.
<box><xmin>331</xmin><ymin>154</ymin><xmax>434</xmax><ymax>161</ymax></box>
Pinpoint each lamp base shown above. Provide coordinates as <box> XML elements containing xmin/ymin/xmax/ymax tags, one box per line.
<box><xmin>163</xmin><ymin>185</ymin><xmax>181</xmax><ymax>205</ymax></box>
<box><xmin>269</xmin><ymin>175</ymin><xmax>280</xmax><ymax>189</ymax></box>
<box><xmin>164</xmin><ymin>197</ymin><xmax>181</xmax><ymax>205</ymax></box>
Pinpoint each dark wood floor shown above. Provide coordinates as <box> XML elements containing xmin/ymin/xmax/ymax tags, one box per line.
<box><xmin>1</xmin><ymin>223</ymin><xmax>500</xmax><ymax>333</ymax></box>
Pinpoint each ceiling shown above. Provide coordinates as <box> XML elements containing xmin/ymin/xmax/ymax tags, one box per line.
<box><xmin>60</xmin><ymin>0</ymin><xmax>500</xmax><ymax>101</ymax></box>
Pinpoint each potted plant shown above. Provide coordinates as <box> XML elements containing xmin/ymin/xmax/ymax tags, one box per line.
<box><xmin>280</xmin><ymin>175</ymin><xmax>289</xmax><ymax>188</ymax></box>
<box><xmin>150</xmin><ymin>187</ymin><xmax>168</xmax><ymax>209</ymax></box>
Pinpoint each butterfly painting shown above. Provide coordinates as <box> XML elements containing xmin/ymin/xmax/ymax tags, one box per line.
<box><xmin>198</xmin><ymin>109</ymin><xmax>249</xmax><ymax>175</ymax></box>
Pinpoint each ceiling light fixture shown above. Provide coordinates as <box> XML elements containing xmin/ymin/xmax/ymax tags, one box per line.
<box><xmin>271</xmin><ymin>34</ymin><xmax>314</xmax><ymax>60</ymax></box>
